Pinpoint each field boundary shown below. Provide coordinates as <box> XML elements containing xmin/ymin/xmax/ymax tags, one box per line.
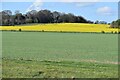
<box><xmin>0</xmin><ymin>30</ymin><xmax>119</xmax><ymax>34</ymax></box>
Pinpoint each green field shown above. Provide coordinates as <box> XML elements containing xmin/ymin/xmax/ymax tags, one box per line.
<box><xmin>2</xmin><ymin>31</ymin><xmax>118</xmax><ymax>78</ymax></box>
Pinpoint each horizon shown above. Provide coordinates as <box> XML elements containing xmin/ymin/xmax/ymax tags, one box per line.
<box><xmin>1</xmin><ymin>2</ymin><xmax>118</xmax><ymax>23</ymax></box>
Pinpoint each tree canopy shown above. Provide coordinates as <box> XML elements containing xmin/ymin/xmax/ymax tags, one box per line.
<box><xmin>110</xmin><ymin>19</ymin><xmax>120</xmax><ymax>28</ymax></box>
<box><xmin>0</xmin><ymin>10</ymin><xmax>93</xmax><ymax>26</ymax></box>
<box><xmin>0</xmin><ymin>9</ymin><xmax>109</xmax><ymax>26</ymax></box>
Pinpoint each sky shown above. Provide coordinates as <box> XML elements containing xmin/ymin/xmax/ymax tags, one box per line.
<box><xmin>1</xmin><ymin>1</ymin><xmax>119</xmax><ymax>23</ymax></box>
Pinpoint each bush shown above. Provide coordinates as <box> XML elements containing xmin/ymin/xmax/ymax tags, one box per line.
<box><xmin>42</xmin><ymin>30</ymin><xmax>44</xmax><ymax>32</ymax></box>
<box><xmin>111</xmin><ymin>31</ymin><xmax>113</xmax><ymax>34</ymax></box>
<box><xmin>19</xmin><ymin>28</ymin><xmax>21</xmax><ymax>32</ymax></box>
<box><xmin>114</xmin><ymin>31</ymin><xmax>117</xmax><ymax>34</ymax></box>
<box><xmin>101</xmin><ymin>31</ymin><xmax>105</xmax><ymax>33</ymax></box>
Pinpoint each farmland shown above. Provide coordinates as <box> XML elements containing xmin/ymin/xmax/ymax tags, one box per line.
<box><xmin>2</xmin><ymin>31</ymin><xmax>118</xmax><ymax>78</ymax></box>
<box><xmin>0</xmin><ymin>23</ymin><xmax>118</xmax><ymax>33</ymax></box>
<box><xmin>1</xmin><ymin>1</ymin><xmax>119</xmax><ymax>78</ymax></box>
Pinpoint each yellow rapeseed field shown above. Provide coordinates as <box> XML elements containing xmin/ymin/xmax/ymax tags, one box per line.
<box><xmin>0</xmin><ymin>23</ymin><xmax>118</xmax><ymax>33</ymax></box>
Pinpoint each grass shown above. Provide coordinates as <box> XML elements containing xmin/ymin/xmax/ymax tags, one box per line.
<box><xmin>3</xmin><ymin>58</ymin><xmax>118</xmax><ymax>78</ymax></box>
<box><xmin>2</xmin><ymin>31</ymin><xmax>118</xmax><ymax>63</ymax></box>
<box><xmin>2</xmin><ymin>31</ymin><xmax>118</xmax><ymax>78</ymax></box>
<box><xmin>0</xmin><ymin>23</ymin><xmax>118</xmax><ymax>33</ymax></box>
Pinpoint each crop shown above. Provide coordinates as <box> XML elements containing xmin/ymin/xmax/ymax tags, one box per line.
<box><xmin>0</xmin><ymin>23</ymin><xmax>118</xmax><ymax>33</ymax></box>
<box><xmin>2</xmin><ymin>27</ymin><xmax>118</xmax><ymax>78</ymax></box>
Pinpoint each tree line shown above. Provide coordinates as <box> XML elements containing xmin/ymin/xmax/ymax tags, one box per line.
<box><xmin>110</xmin><ymin>19</ymin><xmax>120</xmax><ymax>28</ymax></box>
<box><xmin>0</xmin><ymin>10</ymin><xmax>108</xmax><ymax>26</ymax></box>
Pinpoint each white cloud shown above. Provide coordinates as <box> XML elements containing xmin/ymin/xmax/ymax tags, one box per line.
<box><xmin>26</xmin><ymin>0</ymin><xmax>43</xmax><ymax>12</ymax></box>
<box><xmin>97</xmin><ymin>6</ymin><xmax>113</xmax><ymax>15</ymax></box>
<box><xmin>76</xmin><ymin>2</ymin><xmax>96</xmax><ymax>7</ymax></box>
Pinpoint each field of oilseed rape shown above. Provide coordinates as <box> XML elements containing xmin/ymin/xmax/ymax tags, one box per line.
<box><xmin>0</xmin><ymin>23</ymin><xmax>118</xmax><ymax>33</ymax></box>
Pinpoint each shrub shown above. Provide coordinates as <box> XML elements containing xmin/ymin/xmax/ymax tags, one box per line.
<box><xmin>111</xmin><ymin>31</ymin><xmax>113</xmax><ymax>34</ymax></box>
<box><xmin>114</xmin><ymin>31</ymin><xmax>117</xmax><ymax>34</ymax></box>
<box><xmin>19</xmin><ymin>28</ymin><xmax>21</xmax><ymax>32</ymax></box>
<box><xmin>101</xmin><ymin>31</ymin><xmax>105</xmax><ymax>33</ymax></box>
